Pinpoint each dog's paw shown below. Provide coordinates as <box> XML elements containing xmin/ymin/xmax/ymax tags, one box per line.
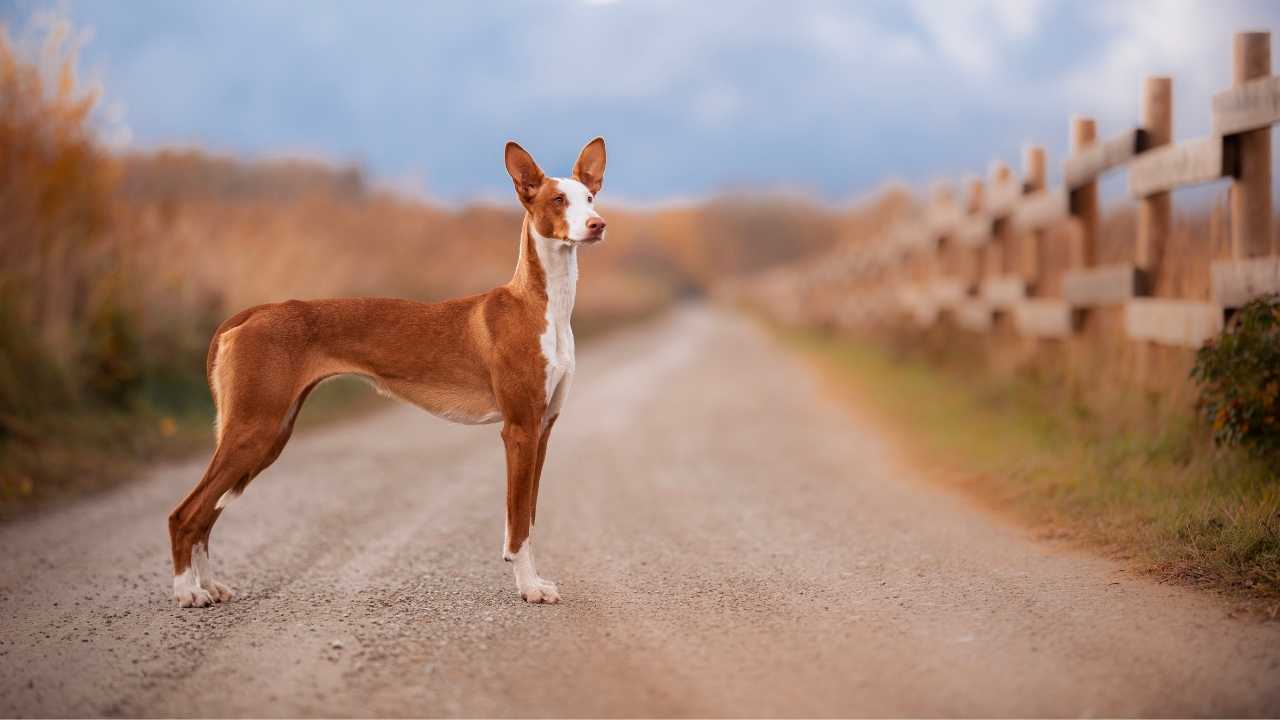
<box><xmin>175</xmin><ymin>585</ymin><xmax>215</xmax><ymax>608</ymax></box>
<box><xmin>519</xmin><ymin>578</ymin><xmax>560</xmax><ymax>604</ymax></box>
<box><xmin>201</xmin><ymin>579</ymin><xmax>234</xmax><ymax>604</ymax></box>
<box><xmin>173</xmin><ymin>570</ymin><xmax>232</xmax><ymax>608</ymax></box>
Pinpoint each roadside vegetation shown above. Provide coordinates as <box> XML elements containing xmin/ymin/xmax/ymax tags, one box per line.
<box><xmin>0</xmin><ymin>22</ymin><xmax>398</xmax><ymax>515</ymax></box>
<box><xmin>0</xmin><ymin>18</ymin><xmax>856</xmax><ymax>517</ymax></box>
<box><xmin>781</xmin><ymin>320</ymin><xmax>1280</xmax><ymax>608</ymax></box>
<box><xmin>1192</xmin><ymin>295</ymin><xmax>1280</xmax><ymax>458</ymax></box>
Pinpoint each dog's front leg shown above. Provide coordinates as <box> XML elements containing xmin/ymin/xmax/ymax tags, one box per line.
<box><xmin>501</xmin><ymin>419</ymin><xmax>559</xmax><ymax>604</ymax></box>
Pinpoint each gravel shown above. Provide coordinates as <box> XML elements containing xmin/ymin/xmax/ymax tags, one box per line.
<box><xmin>1</xmin><ymin>304</ymin><xmax>1278</xmax><ymax>717</ymax></box>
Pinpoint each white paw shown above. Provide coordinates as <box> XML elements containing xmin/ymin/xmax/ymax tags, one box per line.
<box><xmin>519</xmin><ymin>577</ymin><xmax>560</xmax><ymax>604</ymax></box>
<box><xmin>175</xmin><ymin>585</ymin><xmax>215</xmax><ymax>608</ymax></box>
<box><xmin>201</xmin><ymin>579</ymin><xmax>234</xmax><ymax>603</ymax></box>
<box><xmin>173</xmin><ymin>568</ymin><xmax>232</xmax><ymax>608</ymax></box>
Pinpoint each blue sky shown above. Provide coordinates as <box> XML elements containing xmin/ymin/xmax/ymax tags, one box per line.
<box><xmin>4</xmin><ymin>0</ymin><xmax>1279</xmax><ymax>203</ymax></box>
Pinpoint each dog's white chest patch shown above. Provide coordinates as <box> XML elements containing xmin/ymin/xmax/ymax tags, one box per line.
<box><xmin>541</xmin><ymin>314</ymin><xmax>574</xmax><ymax>416</ymax></box>
<box><xmin>533</xmin><ymin>229</ymin><xmax>577</xmax><ymax>418</ymax></box>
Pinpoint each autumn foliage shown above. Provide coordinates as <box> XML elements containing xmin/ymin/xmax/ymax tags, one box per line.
<box><xmin>0</xmin><ymin>21</ymin><xmax>854</xmax><ymax>509</ymax></box>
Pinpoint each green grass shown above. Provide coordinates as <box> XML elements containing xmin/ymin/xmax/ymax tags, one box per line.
<box><xmin>780</xmin><ymin>326</ymin><xmax>1280</xmax><ymax>606</ymax></box>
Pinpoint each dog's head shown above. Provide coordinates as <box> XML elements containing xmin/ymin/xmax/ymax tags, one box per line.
<box><xmin>504</xmin><ymin>137</ymin><xmax>607</xmax><ymax>245</ymax></box>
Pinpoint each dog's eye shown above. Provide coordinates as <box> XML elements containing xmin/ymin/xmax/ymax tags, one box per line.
<box><xmin>554</xmin><ymin>196</ymin><xmax>565</xmax><ymax>206</ymax></box>
<box><xmin>587</xmin><ymin>195</ymin><xmax>593</xmax><ymax>203</ymax></box>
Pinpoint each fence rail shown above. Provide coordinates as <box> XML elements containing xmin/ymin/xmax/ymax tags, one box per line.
<box><xmin>752</xmin><ymin>31</ymin><xmax>1280</xmax><ymax>350</ymax></box>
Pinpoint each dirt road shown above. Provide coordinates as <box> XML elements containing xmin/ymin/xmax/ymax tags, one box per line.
<box><xmin>2</xmin><ymin>305</ymin><xmax>1278</xmax><ymax>717</ymax></box>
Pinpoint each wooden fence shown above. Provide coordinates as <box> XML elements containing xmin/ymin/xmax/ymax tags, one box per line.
<box><xmin>753</xmin><ymin>31</ymin><xmax>1280</xmax><ymax>351</ymax></box>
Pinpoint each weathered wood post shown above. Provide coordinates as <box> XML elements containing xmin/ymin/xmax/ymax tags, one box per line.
<box><xmin>965</xmin><ymin>177</ymin><xmax>984</xmax><ymax>290</ymax></box>
<box><xmin>1070</xmin><ymin>116</ymin><xmax>1099</xmax><ymax>268</ymax></box>
<box><xmin>1024</xmin><ymin>147</ymin><xmax>1046</xmax><ymax>192</ymax></box>
<box><xmin>1136</xmin><ymin>77</ymin><xmax>1172</xmax><ymax>284</ymax></box>
<box><xmin>989</xmin><ymin>162</ymin><xmax>1012</xmax><ymax>277</ymax></box>
<box><xmin>1231</xmin><ymin>32</ymin><xmax>1273</xmax><ymax>257</ymax></box>
<box><xmin>932</xmin><ymin>182</ymin><xmax>953</xmax><ymax>281</ymax></box>
<box><xmin>966</xmin><ymin>178</ymin><xmax>984</xmax><ymax>214</ymax></box>
<box><xmin>1133</xmin><ymin>83</ymin><xmax>1169</xmax><ymax>386</ymax></box>
<box><xmin>1023</xmin><ymin>145</ymin><xmax>1046</xmax><ymax>288</ymax></box>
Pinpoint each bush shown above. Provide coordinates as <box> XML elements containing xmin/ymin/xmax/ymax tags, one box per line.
<box><xmin>1192</xmin><ymin>293</ymin><xmax>1280</xmax><ymax>460</ymax></box>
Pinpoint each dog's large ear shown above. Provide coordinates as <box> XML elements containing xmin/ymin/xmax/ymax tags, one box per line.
<box><xmin>572</xmin><ymin>136</ymin><xmax>606</xmax><ymax>195</ymax></box>
<box><xmin>505</xmin><ymin>141</ymin><xmax>545</xmax><ymax>205</ymax></box>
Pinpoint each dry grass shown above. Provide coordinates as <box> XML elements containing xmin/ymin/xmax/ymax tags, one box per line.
<box><xmin>781</xmin><ymin>324</ymin><xmax>1280</xmax><ymax>608</ymax></box>
<box><xmin>0</xmin><ymin>21</ymin><xmax>848</xmax><ymax>515</ymax></box>
<box><xmin>738</xmin><ymin>128</ymin><xmax>1280</xmax><ymax>611</ymax></box>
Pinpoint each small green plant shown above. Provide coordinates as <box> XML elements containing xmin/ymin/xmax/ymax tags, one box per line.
<box><xmin>1192</xmin><ymin>293</ymin><xmax>1280</xmax><ymax>460</ymax></box>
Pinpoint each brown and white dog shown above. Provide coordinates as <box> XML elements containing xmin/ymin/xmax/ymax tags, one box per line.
<box><xmin>168</xmin><ymin>138</ymin><xmax>607</xmax><ymax>607</ymax></box>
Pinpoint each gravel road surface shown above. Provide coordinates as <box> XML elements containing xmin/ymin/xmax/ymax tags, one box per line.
<box><xmin>2</xmin><ymin>305</ymin><xmax>1279</xmax><ymax>717</ymax></box>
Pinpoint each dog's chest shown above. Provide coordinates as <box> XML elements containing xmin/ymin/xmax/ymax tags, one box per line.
<box><xmin>538</xmin><ymin>249</ymin><xmax>577</xmax><ymax>415</ymax></box>
<box><xmin>540</xmin><ymin>307</ymin><xmax>574</xmax><ymax>410</ymax></box>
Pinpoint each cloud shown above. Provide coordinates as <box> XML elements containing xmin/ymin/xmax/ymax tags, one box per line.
<box><xmin>908</xmin><ymin>0</ymin><xmax>1051</xmax><ymax>79</ymax></box>
<box><xmin>804</xmin><ymin>9</ymin><xmax>924</xmax><ymax>67</ymax></box>
<box><xmin>989</xmin><ymin>0</ymin><xmax>1045</xmax><ymax>38</ymax></box>
<box><xmin>16</xmin><ymin>0</ymin><xmax>1280</xmax><ymax>201</ymax></box>
<box><xmin>1062</xmin><ymin>0</ymin><xmax>1255</xmax><ymax>137</ymax></box>
<box><xmin>692</xmin><ymin>84</ymin><xmax>742</xmax><ymax>128</ymax></box>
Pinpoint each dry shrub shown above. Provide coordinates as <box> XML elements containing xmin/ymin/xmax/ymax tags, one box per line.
<box><xmin>0</xmin><ymin>17</ymin><xmax>841</xmax><ymax>510</ymax></box>
<box><xmin>107</xmin><ymin>153</ymin><xmax>839</xmax><ymax>333</ymax></box>
<box><xmin>0</xmin><ymin>19</ymin><xmax>120</xmax><ymax>412</ymax></box>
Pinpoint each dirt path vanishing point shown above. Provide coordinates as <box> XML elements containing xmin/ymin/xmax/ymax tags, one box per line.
<box><xmin>2</xmin><ymin>305</ymin><xmax>1279</xmax><ymax>717</ymax></box>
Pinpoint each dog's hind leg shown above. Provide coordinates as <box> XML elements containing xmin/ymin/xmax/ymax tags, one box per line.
<box><xmin>170</xmin><ymin>409</ymin><xmax>298</xmax><ymax>607</ymax></box>
<box><xmin>170</xmin><ymin>443</ymin><xmax>254</xmax><ymax>607</ymax></box>
<box><xmin>168</xmin><ymin>331</ymin><xmax>307</xmax><ymax>608</ymax></box>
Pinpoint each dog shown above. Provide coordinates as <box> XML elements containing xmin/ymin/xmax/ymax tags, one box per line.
<box><xmin>168</xmin><ymin>137</ymin><xmax>607</xmax><ymax>607</ymax></box>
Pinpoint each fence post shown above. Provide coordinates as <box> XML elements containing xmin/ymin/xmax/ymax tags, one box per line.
<box><xmin>932</xmin><ymin>182</ymin><xmax>953</xmax><ymax>279</ymax></box>
<box><xmin>989</xmin><ymin>162</ymin><xmax>1012</xmax><ymax>277</ymax></box>
<box><xmin>1070</xmin><ymin>116</ymin><xmax>1099</xmax><ymax>268</ymax></box>
<box><xmin>1023</xmin><ymin>145</ymin><xmax>1046</xmax><ymax>288</ymax></box>
<box><xmin>966</xmin><ymin>177</ymin><xmax>984</xmax><ymax>290</ymax></box>
<box><xmin>966</xmin><ymin>177</ymin><xmax>984</xmax><ymax>214</ymax></box>
<box><xmin>1024</xmin><ymin>146</ymin><xmax>1046</xmax><ymax>191</ymax></box>
<box><xmin>1136</xmin><ymin>77</ymin><xmax>1171</xmax><ymax>283</ymax></box>
<box><xmin>1231</xmin><ymin>32</ymin><xmax>1273</xmax><ymax>258</ymax></box>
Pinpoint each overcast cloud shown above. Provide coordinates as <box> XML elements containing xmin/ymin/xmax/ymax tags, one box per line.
<box><xmin>3</xmin><ymin>0</ymin><xmax>1278</xmax><ymax>203</ymax></box>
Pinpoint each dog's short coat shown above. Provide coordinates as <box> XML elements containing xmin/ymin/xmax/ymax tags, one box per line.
<box><xmin>168</xmin><ymin>138</ymin><xmax>607</xmax><ymax>607</ymax></box>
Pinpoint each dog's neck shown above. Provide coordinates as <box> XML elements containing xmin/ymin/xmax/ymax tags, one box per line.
<box><xmin>512</xmin><ymin>215</ymin><xmax>578</xmax><ymax>321</ymax></box>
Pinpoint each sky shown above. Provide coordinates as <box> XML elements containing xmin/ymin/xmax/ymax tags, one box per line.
<box><xmin>3</xmin><ymin>0</ymin><xmax>1279</xmax><ymax>204</ymax></box>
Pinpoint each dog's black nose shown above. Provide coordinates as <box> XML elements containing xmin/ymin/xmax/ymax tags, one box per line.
<box><xmin>587</xmin><ymin>218</ymin><xmax>606</xmax><ymax>233</ymax></box>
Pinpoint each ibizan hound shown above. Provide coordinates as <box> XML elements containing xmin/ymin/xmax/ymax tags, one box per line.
<box><xmin>168</xmin><ymin>137</ymin><xmax>607</xmax><ymax>607</ymax></box>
